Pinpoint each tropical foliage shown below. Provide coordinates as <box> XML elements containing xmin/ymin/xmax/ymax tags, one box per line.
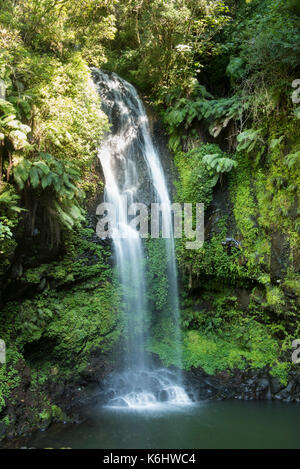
<box><xmin>0</xmin><ymin>0</ymin><xmax>300</xmax><ymax>440</ymax></box>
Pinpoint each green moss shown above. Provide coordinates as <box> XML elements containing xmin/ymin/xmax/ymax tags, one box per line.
<box><xmin>1</xmin><ymin>415</ymin><xmax>10</xmax><ymax>426</ymax></box>
<box><xmin>151</xmin><ymin>314</ymin><xmax>289</xmax><ymax>382</ymax></box>
<box><xmin>182</xmin><ymin>330</ymin><xmax>246</xmax><ymax>374</ymax></box>
<box><xmin>0</xmin><ymin>349</ymin><xmax>22</xmax><ymax>413</ymax></box>
<box><xmin>265</xmin><ymin>285</ymin><xmax>286</xmax><ymax>314</ymax></box>
<box><xmin>176</xmin><ymin>214</ymin><xmax>250</xmax><ymax>283</ymax></box>
<box><xmin>44</xmin><ymin>280</ymin><xmax>121</xmax><ymax>373</ymax></box>
<box><xmin>171</xmin><ymin>103</ymin><xmax>299</xmax><ymax>383</ymax></box>
<box><xmin>0</xmin><ymin>221</ymin><xmax>123</xmax><ymax>430</ymax></box>
<box><xmin>39</xmin><ymin>410</ymin><xmax>51</xmax><ymax>421</ymax></box>
<box><xmin>270</xmin><ymin>362</ymin><xmax>290</xmax><ymax>386</ymax></box>
<box><xmin>1</xmin><ymin>277</ymin><xmax>122</xmax><ymax>381</ymax></box>
<box><xmin>145</xmin><ymin>238</ymin><xmax>169</xmax><ymax>313</ymax></box>
<box><xmin>174</xmin><ymin>144</ymin><xmax>225</xmax><ymax>207</ymax></box>
<box><xmin>283</xmin><ymin>274</ymin><xmax>300</xmax><ymax>299</ymax></box>
<box><xmin>21</xmin><ymin>226</ymin><xmax>112</xmax><ymax>288</ymax></box>
<box><xmin>50</xmin><ymin>404</ymin><xmax>65</xmax><ymax>422</ymax></box>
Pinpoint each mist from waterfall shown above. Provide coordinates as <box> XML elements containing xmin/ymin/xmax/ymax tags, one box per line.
<box><xmin>94</xmin><ymin>70</ymin><xmax>191</xmax><ymax>408</ymax></box>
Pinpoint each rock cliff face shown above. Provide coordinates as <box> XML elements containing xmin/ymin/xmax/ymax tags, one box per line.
<box><xmin>197</xmin><ymin>160</ymin><xmax>299</xmax><ymax>315</ymax></box>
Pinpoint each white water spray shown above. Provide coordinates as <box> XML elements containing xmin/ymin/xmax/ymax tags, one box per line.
<box><xmin>94</xmin><ymin>70</ymin><xmax>191</xmax><ymax>408</ymax></box>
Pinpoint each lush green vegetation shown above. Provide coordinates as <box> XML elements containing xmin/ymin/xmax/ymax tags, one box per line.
<box><xmin>0</xmin><ymin>0</ymin><xmax>112</xmax><ymax>260</ymax></box>
<box><xmin>0</xmin><ymin>0</ymin><xmax>299</xmax><ymax>439</ymax></box>
<box><xmin>117</xmin><ymin>0</ymin><xmax>299</xmax><ymax>381</ymax></box>
<box><xmin>0</xmin><ymin>0</ymin><xmax>118</xmax><ymax>437</ymax></box>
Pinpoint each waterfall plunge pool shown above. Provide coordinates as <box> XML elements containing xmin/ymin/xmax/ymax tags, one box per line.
<box><xmin>17</xmin><ymin>400</ymin><xmax>300</xmax><ymax>449</ymax></box>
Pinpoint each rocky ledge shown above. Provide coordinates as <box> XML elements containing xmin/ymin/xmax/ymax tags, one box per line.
<box><xmin>185</xmin><ymin>367</ymin><xmax>300</xmax><ymax>403</ymax></box>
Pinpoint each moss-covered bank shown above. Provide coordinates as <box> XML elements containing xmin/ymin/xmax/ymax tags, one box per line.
<box><xmin>148</xmin><ymin>110</ymin><xmax>299</xmax><ymax>392</ymax></box>
<box><xmin>0</xmin><ymin>221</ymin><xmax>123</xmax><ymax>441</ymax></box>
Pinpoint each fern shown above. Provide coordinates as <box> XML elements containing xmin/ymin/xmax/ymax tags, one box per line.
<box><xmin>163</xmin><ymin>90</ymin><xmax>250</xmax><ymax>141</ymax></box>
<box><xmin>270</xmin><ymin>136</ymin><xmax>284</xmax><ymax>149</ymax></box>
<box><xmin>236</xmin><ymin>128</ymin><xmax>264</xmax><ymax>153</ymax></box>
<box><xmin>203</xmin><ymin>153</ymin><xmax>237</xmax><ymax>174</ymax></box>
<box><xmin>0</xmin><ymin>185</ymin><xmax>24</xmax><ymax>242</ymax></box>
<box><xmin>169</xmin><ymin>134</ymin><xmax>181</xmax><ymax>152</ymax></box>
<box><xmin>226</xmin><ymin>57</ymin><xmax>246</xmax><ymax>81</ymax></box>
<box><xmin>13</xmin><ymin>153</ymin><xmax>81</xmax><ymax>196</ymax></box>
<box><xmin>0</xmin><ymin>103</ymin><xmax>32</xmax><ymax>151</ymax></box>
<box><xmin>12</xmin><ymin>153</ymin><xmax>84</xmax><ymax>235</ymax></box>
<box><xmin>0</xmin><ymin>187</ymin><xmax>22</xmax><ymax>213</ymax></box>
<box><xmin>285</xmin><ymin>151</ymin><xmax>300</xmax><ymax>169</ymax></box>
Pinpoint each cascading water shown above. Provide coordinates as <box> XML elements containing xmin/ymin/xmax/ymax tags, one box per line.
<box><xmin>93</xmin><ymin>70</ymin><xmax>191</xmax><ymax>408</ymax></box>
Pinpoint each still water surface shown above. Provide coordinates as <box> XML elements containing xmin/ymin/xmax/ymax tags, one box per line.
<box><xmin>25</xmin><ymin>400</ymin><xmax>300</xmax><ymax>449</ymax></box>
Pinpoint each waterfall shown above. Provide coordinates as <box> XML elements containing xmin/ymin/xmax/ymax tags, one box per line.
<box><xmin>93</xmin><ymin>70</ymin><xmax>191</xmax><ymax>408</ymax></box>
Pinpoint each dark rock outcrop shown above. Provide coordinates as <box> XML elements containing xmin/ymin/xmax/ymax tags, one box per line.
<box><xmin>185</xmin><ymin>367</ymin><xmax>300</xmax><ymax>403</ymax></box>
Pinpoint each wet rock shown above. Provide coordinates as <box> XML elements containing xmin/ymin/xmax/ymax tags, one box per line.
<box><xmin>185</xmin><ymin>367</ymin><xmax>300</xmax><ymax>402</ymax></box>
<box><xmin>270</xmin><ymin>377</ymin><xmax>284</xmax><ymax>395</ymax></box>
<box><xmin>274</xmin><ymin>382</ymin><xmax>293</xmax><ymax>402</ymax></box>
<box><xmin>256</xmin><ymin>378</ymin><xmax>270</xmax><ymax>399</ymax></box>
<box><xmin>257</xmin><ymin>378</ymin><xmax>269</xmax><ymax>390</ymax></box>
<box><xmin>18</xmin><ymin>421</ymin><xmax>35</xmax><ymax>436</ymax></box>
<box><xmin>236</xmin><ymin>288</ymin><xmax>251</xmax><ymax>309</ymax></box>
<box><xmin>39</xmin><ymin>419</ymin><xmax>52</xmax><ymax>432</ymax></box>
<box><xmin>159</xmin><ymin>390</ymin><xmax>169</xmax><ymax>402</ymax></box>
<box><xmin>270</xmin><ymin>232</ymin><xmax>290</xmax><ymax>281</ymax></box>
<box><xmin>0</xmin><ymin>421</ymin><xmax>8</xmax><ymax>441</ymax></box>
<box><xmin>221</xmin><ymin>237</ymin><xmax>241</xmax><ymax>249</ymax></box>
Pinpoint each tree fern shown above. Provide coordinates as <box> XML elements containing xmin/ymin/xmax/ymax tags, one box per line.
<box><xmin>285</xmin><ymin>151</ymin><xmax>300</xmax><ymax>169</ymax></box>
<box><xmin>236</xmin><ymin>128</ymin><xmax>264</xmax><ymax>153</ymax></box>
<box><xmin>203</xmin><ymin>153</ymin><xmax>237</xmax><ymax>175</ymax></box>
<box><xmin>12</xmin><ymin>152</ymin><xmax>84</xmax><ymax>241</ymax></box>
<box><xmin>163</xmin><ymin>89</ymin><xmax>250</xmax><ymax>141</ymax></box>
<box><xmin>0</xmin><ymin>187</ymin><xmax>22</xmax><ymax>213</ymax></box>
